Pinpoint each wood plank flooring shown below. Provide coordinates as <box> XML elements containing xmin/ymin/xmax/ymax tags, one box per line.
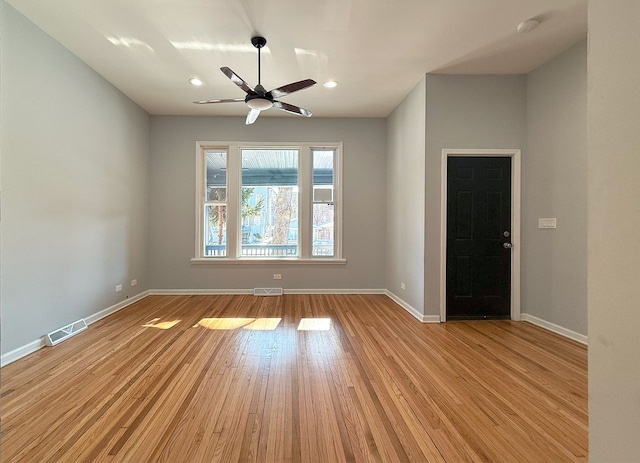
<box><xmin>1</xmin><ymin>294</ymin><xmax>588</xmax><ymax>462</ymax></box>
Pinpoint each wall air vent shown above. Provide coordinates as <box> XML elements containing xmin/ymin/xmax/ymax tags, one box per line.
<box><xmin>254</xmin><ymin>288</ymin><xmax>283</xmax><ymax>296</ymax></box>
<box><xmin>45</xmin><ymin>319</ymin><xmax>88</xmax><ymax>346</ymax></box>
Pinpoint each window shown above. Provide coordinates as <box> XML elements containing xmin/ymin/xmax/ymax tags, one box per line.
<box><xmin>195</xmin><ymin>142</ymin><xmax>342</xmax><ymax>262</ymax></box>
<box><xmin>204</xmin><ymin>150</ymin><xmax>227</xmax><ymax>256</ymax></box>
<box><xmin>312</xmin><ymin>149</ymin><xmax>335</xmax><ymax>257</ymax></box>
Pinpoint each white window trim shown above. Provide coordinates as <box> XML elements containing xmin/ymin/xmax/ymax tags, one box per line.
<box><xmin>192</xmin><ymin>141</ymin><xmax>345</xmax><ymax>265</ymax></box>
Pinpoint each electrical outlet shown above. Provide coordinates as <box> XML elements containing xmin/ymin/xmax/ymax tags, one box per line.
<box><xmin>116</xmin><ymin>285</ymin><xmax>123</xmax><ymax>292</ymax></box>
<box><xmin>400</xmin><ymin>283</ymin><xmax>406</xmax><ymax>290</ymax></box>
<box><xmin>131</xmin><ymin>279</ymin><xmax>137</xmax><ymax>287</ymax></box>
<box><xmin>273</xmin><ymin>274</ymin><xmax>282</xmax><ymax>280</ymax></box>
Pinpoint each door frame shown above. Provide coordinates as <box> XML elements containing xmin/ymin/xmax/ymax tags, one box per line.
<box><xmin>440</xmin><ymin>149</ymin><xmax>521</xmax><ymax>322</ymax></box>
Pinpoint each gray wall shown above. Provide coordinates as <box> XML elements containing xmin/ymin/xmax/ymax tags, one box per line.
<box><xmin>424</xmin><ymin>75</ymin><xmax>527</xmax><ymax>316</ymax></box>
<box><xmin>588</xmin><ymin>1</ymin><xmax>640</xmax><ymax>459</ymax></box>
<box><xmin>1</xmin><ymin>4</ymin><xmax>150</xmax><ymax>355</ymax></box>
<box><xmin>148</xmin><ymin>116</ymin><xmax>387</xmax><ymax>291</ymax></box>
<box><xmin>524</xmin><ymin>41</ymin><xmax>587</xmax><ymax>335</ymax></box>
<box><xmin>385</xmin><ymin>77</ymin><xmax>426</xmax><ymax>314</ymax></box>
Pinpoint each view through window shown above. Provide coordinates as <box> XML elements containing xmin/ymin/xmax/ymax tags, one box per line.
<box><xmin>241</xmin><ymin>148</ymin><xmax>299</xmax><ymax>257</ymax></box>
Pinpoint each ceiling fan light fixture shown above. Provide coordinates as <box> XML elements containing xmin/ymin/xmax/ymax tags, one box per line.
<box><xmin>246</xmin><ymin>98</ymin><xmax>273</xmax><ymax>111</ymax></box>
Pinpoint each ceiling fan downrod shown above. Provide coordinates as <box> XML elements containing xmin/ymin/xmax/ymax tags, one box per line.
<box><xmin>251</xmin><ymin>36</ymin><xmax>267</xmax><ymax>86</ymax></box>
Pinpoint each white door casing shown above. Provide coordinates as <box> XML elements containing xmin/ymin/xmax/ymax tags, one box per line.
<box><xmin>440</xmin><ymin>149</ymin><xmax>521</xmax><ymax>322</ymax></box>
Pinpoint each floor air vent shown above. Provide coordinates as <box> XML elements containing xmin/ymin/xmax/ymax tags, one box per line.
<box><xmin>45</xmin><ymin>319</ymin><xmax>88</xmax><ymax>346</ymax></box>
<box><xmin>254</xmin><ymin>287</ymin><xmax>283</xmax><ymax>296</ymax></box>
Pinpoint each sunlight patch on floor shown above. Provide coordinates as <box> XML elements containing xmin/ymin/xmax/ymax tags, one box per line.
<box><xmin>194</xmin><ymin>318</ymin><xmax>282</xmax><ymax>331</ymax></box>
<box><xmin>297</xmin><ymin>318</ymin><xmax>331</xmax><ymax>331</ymax></box>
<box><xmin>142</xmin><ymin>318</ymin><xmax>182</xmax><ymax>330</ymax></box>
<box><xmin>243</xmin><ymin>318</ymin><xmax>282</xmax><ymax>330</ymax></box>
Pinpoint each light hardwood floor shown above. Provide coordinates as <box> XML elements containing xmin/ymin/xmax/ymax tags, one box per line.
<box><xmin>1</xmin><ymin>294</ymin><xmax>587</xmax><ymax>462</ymax></box>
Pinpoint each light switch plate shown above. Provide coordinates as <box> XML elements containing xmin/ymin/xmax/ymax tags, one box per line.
<box><xmin>538</xmin><ymin>218</ymin><xmax>557</xmax><ymax>229</ymax></box>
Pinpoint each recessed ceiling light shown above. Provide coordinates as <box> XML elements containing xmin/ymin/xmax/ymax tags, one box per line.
<box><xmin>517</xmin><ymin>19</ymin><xmax>540</xmax><ymax>34</ymax></box>
<box><xmin>323</xmin><ymin>80</ymin><xmax>339</xmax><ymax>89</ymax></box>
<box><xmin>189</xmin><ymin>77</ymin><xmax>204</xmax><ymax>86</ymax></box>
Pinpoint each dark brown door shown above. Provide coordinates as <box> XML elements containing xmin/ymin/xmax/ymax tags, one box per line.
<box><xmin>446</xmin><ymin>156</ymin><xmax>512</xmax><ymax>320</ymax></box>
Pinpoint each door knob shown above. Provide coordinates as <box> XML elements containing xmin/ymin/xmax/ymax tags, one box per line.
<box><xmin>503</xmin><ymin>242</ymin><xmax>513</xmax><ymax>249</ymax></box>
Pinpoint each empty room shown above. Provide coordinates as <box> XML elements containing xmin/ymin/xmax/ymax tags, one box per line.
<box><xmin>1</xmin><ymin>0</ymin><xmax>639</xmax><ymax>461</ymax></box>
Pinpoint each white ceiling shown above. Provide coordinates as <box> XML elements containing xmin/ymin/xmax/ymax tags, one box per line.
<box><xmin>7</xmin><ymin>0</ymin><xmax>587</xmax><ymax>119</ymax></box>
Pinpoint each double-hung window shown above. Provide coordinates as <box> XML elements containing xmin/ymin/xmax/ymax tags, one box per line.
<box><xmin>194</xmin><ymin>142</ymin><xmax>343</xmax><ymax>262</ymax></box>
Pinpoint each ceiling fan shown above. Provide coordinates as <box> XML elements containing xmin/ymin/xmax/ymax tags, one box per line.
<box><xmin>194</xmin><ymin>36</ymin><xmax>316</xmax><ymax>125</ymax></box>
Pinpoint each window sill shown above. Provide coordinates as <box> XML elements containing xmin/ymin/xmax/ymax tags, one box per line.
<box><xmin>191</xmin><ymin>257</ymin><xmax>347</xmax><ymax>265</ymax></box>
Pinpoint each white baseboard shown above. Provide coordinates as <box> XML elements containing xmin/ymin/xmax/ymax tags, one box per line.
<box><xmin>1</xmin><ymin>290</ymin><xmax>151</xmax><ymax>368</ymax></box>
<box><xmin>85</xmin><ymin>290</ymin><xmax>150</xmax><ymax>325</ymax></box>
<box><xmin>149</xmin><ymin>289</ymin><xmax>253</xmax><ymax>295</ymax></box>
<box><xmin>284</xmin><ymin>288</ymin><xmax>386</xmax><ymax>295</ymax></box>
<box><xmin>149</xmin><ymin>288</ymin><xmax>387</xmax><ymax>296</ymax></box>
<box><xmin>520</xmin><ymin>313</ymin><xmax>588</xmax><ymax>345</ymax></box>
<box><xmin>385</xmin><ymin>291</ymin><xmax>441</xmax><ymax>323</ymax></box>
<box><xmin>0</xmin><ymin>339</ymin><xmax>46</xmax><ymax>368</ymax></box>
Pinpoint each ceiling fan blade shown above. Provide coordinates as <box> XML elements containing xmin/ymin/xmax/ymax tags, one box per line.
<box><xmin>246</xmin><ymin>108</ymin><xmax>261</xmax><ymax>125</ymax></box>
<box><xmin>220</xmin><ymin>67</ymin><xmax>256</xmax><ymax>95</ymax></box>
<box><xmin>272</xmin><ymin>101</ymin><xmax>313</xmax><ymax>117</ymax></box>
<box><xmin>193</xmin><ymin>98</ymin><xmax>245</xmax><ymax>104</ymax></box>
<box><xmin>269</xmin><ymin>79</ymin><xmax>316</xmax><ymax>99</ymax></box>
